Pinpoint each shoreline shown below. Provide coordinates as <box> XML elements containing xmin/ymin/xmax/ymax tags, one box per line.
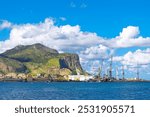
<box><xmin>0</xmin><ymin>78</ymin><xmax>150</xmax><ymax>83</ymax></box>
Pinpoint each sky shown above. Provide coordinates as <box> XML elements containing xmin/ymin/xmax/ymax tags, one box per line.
<box><xmin>0</xmin><ymin>0</ymin><xmax>150</xmax><ymax>79</ymax></box>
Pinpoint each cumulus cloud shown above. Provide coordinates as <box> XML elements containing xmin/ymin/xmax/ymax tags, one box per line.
<box><xmin>1</xmin><ymin>18</ymin><xmax>150</xmax><ymax>77</ymax></box>
<box><xmin>0</xmin><ymin>20</ymin><xmax>12</xmax><ymax>30</ymax></box>
<box><xmin>119</xmin><ymin>26</ymin><xmax>139</xmax><ymax>38</ymax></box>
<box><xmin>80</xmin><ymin>45</ymin><xmax>111</xmax><ymax>60</ymax></box>
<box><xmin>113</xmin><ymin>49</ymin><xmax>150</xmax><ymax>79</ymax></box>
<box><xmin>79</xmin><ymin>44</ymin><xmax>114</xmax><ymax>74</ymax></box>
<box><xmin>113</xmin><ymin>48</ymin><xmax>150</xmax><ymax>66</ymax></box>
<box><xmin>100</xmin><ymin>26</ymin><xmax>150</xmax><ymax>48</ymax></box>
<box><xmin>0</xmin><ymin>18</ymin><xmax>101</xmax><ymax>53</ymax></box>
<box><xmin>1</xmin><ymin>19</ymin><xmax>150</xmax><ymax>55</ymax></box>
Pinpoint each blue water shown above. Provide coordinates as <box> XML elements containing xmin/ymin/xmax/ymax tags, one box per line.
<box><xmin>0</xmin><ymin>82</ymin><xmax>150</xmax><ymax>100</ymax></box>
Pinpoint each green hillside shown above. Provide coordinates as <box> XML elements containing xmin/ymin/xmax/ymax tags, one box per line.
<box><xmin>0</xmin><ymin>43</ymin><xmax>83</xmax><ymax>79</ymax></box>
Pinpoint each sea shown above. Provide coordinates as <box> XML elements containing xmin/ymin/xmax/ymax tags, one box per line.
<box><xmin>0</xmin><ymin>82</ymin><xmax>150</xmax><ymax>100</ymax></box>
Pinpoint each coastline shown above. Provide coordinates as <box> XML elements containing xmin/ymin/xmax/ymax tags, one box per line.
<box><xmin>0</xmin><ymin>77</ymin><xmax>149</xmax><ymax>82</ymax></box>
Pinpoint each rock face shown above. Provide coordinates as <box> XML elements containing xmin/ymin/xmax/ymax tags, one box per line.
<box><xmin>59</xmin><ymin>54</ymin><xmax>83</xmax><ymax>72</ymax></box>
<box><xmin>0</xmin><ymin>43</ymin><xmax>83</xmax><ymax>80</ymax></box>
<box><xmin>0</xmin><ymin>56</ymin><xmax>27</xmax><ymax>73</ymax></box>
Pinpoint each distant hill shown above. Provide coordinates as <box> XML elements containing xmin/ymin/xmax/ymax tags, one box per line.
<box><xmin>0</xmin><ymin>43</ymin><xmax>83</xmax><ymax>80</ymax></box>
<box><xmin>2</xmin><ymin>43</ymin><xmax>59</xmax><ymax>63</ymax></box>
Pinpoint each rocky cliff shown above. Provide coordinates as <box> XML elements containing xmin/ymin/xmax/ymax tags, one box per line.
<box><xmin>0</xmin><ymin>43</ymin><xmax>83</xmax><ymax>80</ymax></box>
<box><xmin>0</xmin><ymin>56</ymin><xmax>27</xmax><ymax>73</ymax></box>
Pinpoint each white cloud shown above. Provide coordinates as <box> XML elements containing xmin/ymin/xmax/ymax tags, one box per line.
<box><xmin>113</xmin><ymin>56</ymin><xmax>123</xmax><ymax>62</ymax></box>
<box><xmin>113</xmin><ymin>48</ymin><xmax>150</xmax><ymax>66</ymax></box>
<box><xmin>0</xmin><ymin>20</ymin><xmax>12</xmax><ymax>30</ymax></box>
<box><xmin>113</xmin><ymin>49</ymin><xmax>150</xmax><ymax>79</ymax></box>
<box><xmin>2</xmin><ymin>20</ymin><xmax>149</xmax><ymax>54</ymax></box>
<box><xmin>80</xmin><ymin>45</ymin><xmax>110</xmax><ymax>60</ymax></box>
<box><xmin>100</xmin><ymin>26</ymin><xmax>150</xmax><ymax>48</ymax></box>
<box><xmin>0</xmin><ymin>18</ymin><xmax>101</xmax><ymax>53</ymax></box>
<box><xmin>79</xmin><ymin>44</ymin><xmax>114</xmax><ymax>74</ymax></box>
<box><xmin>119</xmin><ymin>26</ymin><xmax>139</xmax><ymax>39</ymax></box>
<box><xmin>1</xmin><ymin>18</ymin><xmax>150</xmax><ymax>78</ymax></box>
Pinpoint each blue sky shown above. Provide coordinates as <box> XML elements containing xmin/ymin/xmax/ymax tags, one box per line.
<box><xmin>0</xmin><ymin>0</ymin><xmax>150</xmax><ymax>79</ymax></box>
<box><xmin>1</xmin><ymin>0</ymin><xmax>150</xmax><ymax>37</ymax></box>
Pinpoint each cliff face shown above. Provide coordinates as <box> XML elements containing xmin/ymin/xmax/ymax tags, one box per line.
<box><xmin>0</xmin><ymin>44</ymin><xmax>83</xmax><ymax>78</ymax></box>
<box><xmin>0</xmin><ymin>56</ymin><xmax>27</xmax><ymax>73</ymax></box>
<box><xmin>59</xmin><ymin>54</ymin><xmax>83</xmax><ymax>72</ymax></box>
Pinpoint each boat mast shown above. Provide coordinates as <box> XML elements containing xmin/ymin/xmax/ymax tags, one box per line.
<box><xmin>100</xmin><ymin>58</ymin><xmax>104</xmax><ymax>79</ymax></box>
<box><xmin>109</xmin><ymin>55</ymin><xmax>113</xmax><ymax>79</ymax></box>
<box><xmin>116</xmin><ymin>67</ymin><xmax>119</xmax><ymax>80</ymax></box>
<box><xmin>98</xmin><ymin>66</ymin><xmax>101</xmax><ymax>79</ymax></box>
<box><xmin>136</xmin><ymin>65</ymin><xmax>139</xmax><ymax>80</ymax></box>
<box><xmin>122</xmin><ymin>65</ymin><xmax>125</xmax><ymax>80</ymax></box>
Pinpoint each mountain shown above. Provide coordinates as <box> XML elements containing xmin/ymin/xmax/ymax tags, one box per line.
<box><xmin>2</xmin><ymin>43</ymin><xmax>58</xmax><ymax>63</ymax></box>
<box><xmin>0</xmin><ymin>43</ymin><xmax>83</xmax><ymax>80</ymax></box>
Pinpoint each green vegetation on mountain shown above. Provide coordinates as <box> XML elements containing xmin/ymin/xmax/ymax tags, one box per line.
<box><xmin>0</xmin><ymin>43</ymin><xmax>83</xmax><ymax>79</ymax></box>
<box><xmin>47</xmin><ymin>58</ymin><xmax>60</xmax><ymax>68</ymax></box>
<box><xmin>2</xmin><ymin>43</ymin><xmax>58</xmax><ymax>63</ymax></box>
<box><xmin>0</xmin><ymin>56</ymin><xmax>27</xmax><ymax>74</ymax></box>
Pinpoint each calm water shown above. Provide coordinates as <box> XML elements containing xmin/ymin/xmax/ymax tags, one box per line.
<box><xmin>0</xmin><ymin>82</ymin><xmax>150</xmax><ymax>100</ymax></box>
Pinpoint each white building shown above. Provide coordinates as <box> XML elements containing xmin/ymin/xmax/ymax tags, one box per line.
<box><xmin>68</xmin><ymin>75</ymin><xmax>93</xmax><ymax>81</ymax></box>
<box><xmin>68</xmin><ymin>67</ymin><xmax>93</xmax><ymax>81</ymax></box>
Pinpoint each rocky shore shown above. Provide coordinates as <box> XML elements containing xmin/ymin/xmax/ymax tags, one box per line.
<box><xmin>0</xmin><ymin>72</ymin><xmax>71</xmax><ymax>82</ymax></box>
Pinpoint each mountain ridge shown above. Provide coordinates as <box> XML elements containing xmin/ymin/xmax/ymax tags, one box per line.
<box><xmin>0</xmin><ymin>43</ymin><xmax>83</xmax><ymax>81</ymax></box>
